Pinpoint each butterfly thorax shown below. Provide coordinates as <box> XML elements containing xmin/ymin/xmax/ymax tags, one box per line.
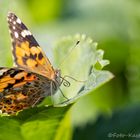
<box><xmin>36</xmin><ymin>69</ymin><xmax>61</xmax><ymax>97</ymax></box>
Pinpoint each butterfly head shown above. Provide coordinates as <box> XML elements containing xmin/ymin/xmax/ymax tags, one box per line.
<box><xmin>53</xmin><ymin>69</ymin><xmax>70</xmax><ymax>87</ymax></box>
<box><xmin>53</xmin><ymin>69</ymin><xmax>61</xmax><ymax>85</ymax></box>
<box><xmin>55</xmin><ymin>69</ymin><xmax>61</xmax><ymax>77</ymax></box>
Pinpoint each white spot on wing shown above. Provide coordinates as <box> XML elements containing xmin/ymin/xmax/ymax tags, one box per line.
<box><xmin>14</xmin><ymin>32</ymin><xmax>19</xmax><ymax>38</ymax></box>
<box><xmin>21</xmin><ymin>30</ymin><xmax>32</xmax><ymax>37</ymax></box>
<box><xmin>8</xmin><ymin>18</ymin><xmax>12</xmax><ymax>22</ymax></box>
<box><xmin>16</xmin><ymin>18</ymin><xmax>21</xmax><ymax>24</ymax></box>
<box><xmin>12</xmin><ymin>26</ymin><xmax>15</xmax><ymax>30</ymax></box>
<box><xmin>11</xmin><ymin>15</ymin><xmax>14</xmax><ymax>19</ymax></box>
<box><xmin>13</xmin><ymin>21</ymin><xmax>16</xmax><ymax>25</ymax></box>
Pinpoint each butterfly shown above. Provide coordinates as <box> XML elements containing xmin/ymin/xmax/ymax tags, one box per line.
<box><xmin>0</xmin><ymin>12</ymin><xmax>63</xmax><ymax>115</ymax></box>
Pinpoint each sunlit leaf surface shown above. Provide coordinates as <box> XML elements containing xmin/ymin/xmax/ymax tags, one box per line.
<box><xmin>53</xmin><ymin>34</ymin><xmax>113</xmax><ymax>105</ymax></box>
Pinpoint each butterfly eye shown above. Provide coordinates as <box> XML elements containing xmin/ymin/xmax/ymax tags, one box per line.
<box><xmin>55</xmin><ymin>69</ymin><xmax>61</xmax><ymax>76</ymax></box>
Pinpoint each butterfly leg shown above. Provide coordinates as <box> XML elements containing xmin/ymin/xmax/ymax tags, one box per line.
<box><xmin>31</xmin><ymin>96</ymin><xmax>44</xmax><ymax>107</ymax></box>
<box><xmin>52</xmin><ymin>81</ymin><xmax>69</xmax><ymax>100</ymax></box>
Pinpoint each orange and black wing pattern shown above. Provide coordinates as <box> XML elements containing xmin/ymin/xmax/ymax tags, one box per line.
<box><xmin>7</xmin><ymin>12</ymin><xmax>55</xmax><ymax>79</ymax></box>
<box><xmin>0</xmin><ymin>67</ymin><xmax>47</xmax><ymax>115</ymax></box>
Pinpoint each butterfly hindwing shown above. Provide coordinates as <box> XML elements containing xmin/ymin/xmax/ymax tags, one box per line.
<box><xmin>0</xmin><ymin>67</ymin><xmax>51</xmax><ymax>114</ymax></box>
<box><xmin>7</xmin><ymin>12</ymin><xmax>55</xmax><ymax>79</ymax></box>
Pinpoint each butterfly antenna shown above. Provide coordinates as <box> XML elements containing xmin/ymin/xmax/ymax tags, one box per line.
<box><xmin>61</xmin><ymin>75</ymin><xmax>87</xmax><ymax>84</ymax></box>
<box><xmin>60</xmin><ymin>40</ymin><xmax>80</xmax><ymax>66</ymax></box>
<box><xmin>60</xmin><ymin>77</ymin><xmax>71</xmax><ymax>87</ymax></box>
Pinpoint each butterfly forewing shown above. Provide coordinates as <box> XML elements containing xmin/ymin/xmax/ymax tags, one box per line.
<box><xmin>0</xmin><ymin>12</ymin><xmax>62</xmax><ymax>115</ymax></box>
<box><xmin>7</xmin><ymin>12</ymin><xmax>55</xmax><ymax>79</ymax></box>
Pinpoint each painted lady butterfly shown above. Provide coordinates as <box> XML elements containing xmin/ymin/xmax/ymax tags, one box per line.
<box><xmin>0</xmin><ymin>12</ymin><xmax>62</xmax><ymax>115</ymax></box>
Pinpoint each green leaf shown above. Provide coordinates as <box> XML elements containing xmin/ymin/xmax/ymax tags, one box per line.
<box><xmin>73</xmin><ymin>105</ymin><xmax>140</xmax><ymax>140</ymax></box>
<box><xmin>0</xmin><ymin>106</ymin><xmax>70</xmax><ymax>140</ymax></box>
<box><xmin>52</xmin><ymin>34</ymin><xmax>113</xmax><ymax>105</ymax></box>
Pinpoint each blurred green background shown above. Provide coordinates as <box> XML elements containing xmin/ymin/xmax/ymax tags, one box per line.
<box><xmin>0</xmin><ymin>0</ymin><xmax>140</xmax><ymax>139</ymax></box>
